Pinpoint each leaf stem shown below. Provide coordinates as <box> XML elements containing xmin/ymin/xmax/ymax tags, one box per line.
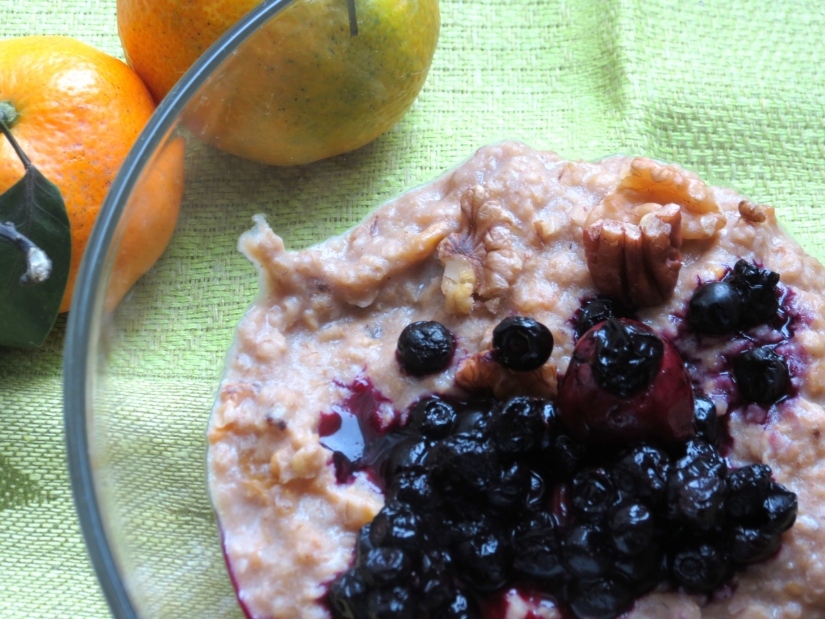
<box><xmin>0</xmin><ymin>221</ymin><xmax>52</xmax><ymax>285</ymax></box>
<box><xmin>347</xmin><ymin>0</ymin><xmax>358</xmax><ymax>37</ymax></box>
<box><xmin>0</xmin><ymin>118</ymin><xmax>32</xmax><ymax>171</ymax></box>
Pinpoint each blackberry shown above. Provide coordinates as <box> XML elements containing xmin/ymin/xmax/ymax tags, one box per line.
<box><xmin>491</xmin><ymin>316</ymin><xmax>554</xmax><ymax>371</ymax></box>
<box><xmin>693</xmin><ymin>395</ymin><xmax>718</xmax><ymax>446</ymax></box>
<box><xmin>725</xmin><ymin>464</ymin><xmax>772</xmax><ymax>522</ymax></box>
<box><xmin>396</xmin><ymin>321</ymin><xmax>455</xmax><ymax>376</ymax></box>
<box><xmin>490</xmin><ymin>396</ymin><xmax>547</xmax><ymax>455</ymax></box>
<box><xmin>612</xmin><ymin>445</ymin><xmax>671</xmax><ymax>506</ymax></box>
<box><xmin>369</xmin><ymin>503</ymin><xmax>423</xmax><ymax>551</ymax></box>
<box><xmin>725</xmin><ymin>260</ymin><xmax>780</xmax><ymax>328</ymax></box>
<box><xmin>571</xmin><ymin>467</ymin><xmax>617</xmax><ymax>521</ymax></box>
<box><xmin>407</xmin><ymin>397</ymin><xmax>457</xmax><ymax>439</ymax></box>
<box><xmin>453</xmin><ymin>527</ymin><xmax>512</xmax><ymax>592</ymax></box>
<box><xmin>729</xmin><ymin>526</ymin><xmax>782</xmax><ymax>565</ymax></box>
<box><xmin>687</xmin><ymin>281</ymin><xmax>743</xmax><ymax>335</ymax></box>
<box><xmin>591</xmin><ymin>318</ymin><xmax>664</xmax><ymax>398</ymax></box>
<box><xmin>576</xmin><ymin>298</ymin><xmax>625</xmax><ymax>338</ymax></box>
<box><xmin>763</xmin><ymin>482</ymin><xmax>798</xmax><ymax>533</ymax></box>
<box><xmin>328</xmin><ymin>567</ymin><xmax>369</xmax><ymax>619</ymax></box>
<box><xmin>429</xmin><ymin>434</ymin><xmax>500</xmax><ymax>497</ymax></box>
<box><xmin>567</xmin><ymin>575</ymin><xmax>634</xmax><ymax>619</ymax></box>
<box><xmin>609</xmin><ymin>503</ymin><xmax>655</xmax><ymax>557</ymax></box>
<box><xmin>366</xmin><ymin>585</ymin><xmax>417</xmax><ymax>619</ymax></box>
<box><xmin>733</xmin><ymin>347</ymin><xmax>790</xmax><ymax>405</ymax></box>
<box><xmin>362</xmin><ymin>547</ymin><xmax>411</xmax><ymax>586</ymax></box>
<box><xmin>511</xmin><ymin>511</ymin><xmax>565</xmax><ymax>581</ymax></box>
<box><xmin>562</xmin><ymin>523</ymin><xmax>615</xmax><ymax>578</ymax></box>
<box><xmin>668</xmin><ymin>539</ymin><xmax>730</xmax><ymax>593</ymax></box>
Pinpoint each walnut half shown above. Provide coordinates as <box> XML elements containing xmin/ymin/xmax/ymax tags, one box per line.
<box><xmin>583</xmin><ymin>203</ymin><xmax>682</xmax><ymax>307</ymax></box>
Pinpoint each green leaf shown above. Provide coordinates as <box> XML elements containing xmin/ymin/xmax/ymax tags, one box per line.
<box><xmin>0</xmin><ymin>166</ymin><xmax>71</xmax><ymax>348</ymax></box>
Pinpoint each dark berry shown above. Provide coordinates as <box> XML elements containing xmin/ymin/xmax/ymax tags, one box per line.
<box><xmin>511</xmin><ymin>512</ymin><xmax>565</xmax><ymax>581</ymax></box>
<box><xmin>729</xmin><ymin>526</ymin><xmax>782</xmax><ymax>565</ymax></box>
<box><xmin>612</xmin><ymin>445</ymin><xmax>671</xmax><ymax>506</ymax></box>
<box><xmin>433</xmin><ymin>590</ymin><xmax>479</xmax><ymax>619</ymax></box>
<box><xmin>693</xmin><ymin>395</ymin><xmax>718</xmax><ymax>446</ymax></box>
<box><xmin>609</xmin><ymin>503</ymin><xmax>655</xmax><ymax>556</ymax></box>
<box><xmin>429</xmin><ymin>434</ymin><xmax>500</xmax><ymax>497</ymax></box>
<box><xmin>557</xmin><ymin>318</ymin><xmax>695</xmax><ymax>445</ymax></box>
<box><xmin>328</xmin><ymin>568</ymin><xmax>369</xmax><ymax>619</ymax></box>
<box><xmin>613</xmin><ymin>542</ymin><xmax>663</xmax><ymax>594</ymax></box>
<box><xmin>387</xmin><ymin>470</ymin><xmax>441</xmax><ymax>515</ymax></box>
<box><xmin>366</xmin><ymin>585</ymin><xmax>417</xmax><ymax>619</ymax></box>
<box><xmin>544</xmin><ymin>433</ymin><xmax>585</xmax><ymax>480</ymax></box>
<box><xmin>484</xmin><ymin>461</ymin><xmax>531</xmax><ymax>511</ymax></box>
<box><xmin>567</xmin><ymin>575</ymin><xmax>634</xmax><ymax>619</ymax></box>
<box><xmin>453</xmin><ymin>528</ymin><xmax>512</xmax><ymax>592</ymax></box>
<box><xmin>667</xmin><ymin>468</ymin><xmax>727</xmax><ymax>531</ymax></box>
<box><xmin>491</xmin><ymin>316</ymin><xmax>554</xmax><ymax>371</ymax></box>
<box><xmin>490</xmin><ymin>396</ymin><xmax>546</xmax><ymax>455</ymax></box>
<box><xmin>525</xmin><ymin>469</ymin><xmax>546</xmax><ymax>508</ymax></box>
<box><xmin>369</xmin><ymin>504</ymin><xmax>423</xmax><ymax>551</ymax></box>
<box><xmin>356</xmin><ymin>524</ymin><xmax>375</xmax><ymax>565</ymax></box>
<box><xmin>383</xmin><ymin>436</ymin><xmax>434</xmax><ymax>482</ymax></box>
<box><xmin>576</xmin><ymin>298</ymin><xmax>626</xmax><ymax>338</ymax></box>
<box><xmin>362</xmin><ymin>547</ymin><xmax>411</xmax><ymax>586</ymax></box>
<box><xmin>676</xmin><ymin>439</ymin><xmax>727</xmax><ymax>478</ymax></box>
<box><xmin>418</xmin><ymin>551</ymin><xmax>455</xmax><ymax>612</ymax></box>
<box><xmin>733</xmin><ymin>347</ymin><xmax>790</xmax><ymax>404</ymax></box>
<box><xmin>396</xmin><ymin>321</ymin><xmax>455</xmax><ymax>376</ymax></box>
<box><xmin>688</xmin><ymin>281</ymin><xmax>743</xmax><ymax>335</ymax></box>
<box><xmin>571</xmin><ymin>467</ymin><xmax>617</xmax><ymax>521</ymax></box>
<box><xmin>763</xmin><ymin>482</ymin><xmax>798</xmax><ymax>533</ymax></box>
<box><xmin>562</xmin><ymin>523</ymin><xmax>615</xmax><ymax>578</ymax></box>
<box><xmin>592</xmin><ymin>317</ymin><xmax>664</xmax><ymax>398</ymax></box>
<box><xmin>725</xmin><ymin>260</ymin><xmax>780</xmax><ymax>328</ymax></box>
<box><xmin>668</xmin><ymin>539</ymin><xmax>730</xmax><ymax>593</ymax></box>
<box><xmin>407</xmin><ymin>397</ymin><xmax>457</xmax><ymax>439</ymax></box>
<box><xmin>453</xmin><ymin>409</ymin><xmax>495</xmax><ymax>438</ymax></box>
<box><xmin>725</xmin><ymin>464</ymin><xmax>772</xmax><ymax>522</ymax></box>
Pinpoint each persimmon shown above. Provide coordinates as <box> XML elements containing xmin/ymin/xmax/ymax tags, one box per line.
<box><xmin>0</xmin><ymin>36</ymin><xmax>183</xmax><ymax>313</ymax></box>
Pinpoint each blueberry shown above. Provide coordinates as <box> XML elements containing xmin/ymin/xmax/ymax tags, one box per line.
<box><xmin>562</xmin><ymin>523</ymin><xmax>615</xmax><ymax>578</ymax></box>
<box><xmin>668</xmin><ymin>539</ymin><xmax>730</xmax><ymax>593</ymax></box>
<box><xmin>693</xmin><ymin>395</ymin><xmax>718</xmax><ymax>446</ymax></box>
<box><xmin>490</xmin><ymin>396</ymin><xmax>546</xmax><ymax>455</ymax></box>
<box><xmin>543</xmin><ymin>433</ymin><xmax>585</xmax><ymax>480</ymax></box>
<box><xmin>567</xmin><ymin>575</ymin><xmax>634</xmax><ymax>619</ymax></box>
<box><xmin>667</xmin><ymin>468</ymin><xmax>727</xmax><ymax>531</ymax></box>
<box><xmin>383</xmin><ymin>436</ymin><xmax>434</xmax><ymax>482</ymax></box>
<box><xmin>328</xmin><ymin>568</ymin><xmax>369</xmax><ymax>619</ymax></box>
<box><xmin>362</xmin><ymin>547</ymin><xmax>411</xmax><ymax>586</ymax></box>
<box><xmin>511</xmin><ymin>511</ymin><xmax>565</xmax><ymax>581</ymax></box>
<box><xmin>407</xmin><ymin>397</ymin><xmax>457</xmax><ymax>439</ymax></box>
<box><xmin>725</xmin><ymin>464</ymin><xmax>772</xmax><ymax>522</ymax></box>
<box><xmin>387</xmin><ymin>469</ymin><xmax>441</xmax><ymax>515</ymax></box>
<box><xmin>571</xmin><ymin>468</ymin><xmax>617</xmax><ymax>521</ymax></box>
<box><xmin>676</xmin><ymin>439</ymin><xmax>726</xmax><ymax>478</ymax></box>
<box><xmin>396</xmin><ymin>321</ymin><xmax>455</xmax><ymax>376</ymax></box>
<box><xmin>369</xmin><ymin>504</ymin><xmax>423</xmax><ymax>551</ymax></box>
<box><xmin>418</xmin><ymin>550</ymin><xmax>455</xmax><ymax>612</ymax></box>
<box><xmin>729</xmin><ymin>526</ymin><xmax>782</xmax><ymax>565</ymax></box>
<box><xmin>491</xmin><ymin>316</ymin><xmax>554</xmax><ymax>371</ymax></box>
<box><xmin>733</xmin><ymin>347</ymin><xmax>790</xmax><ymax>404</ymax></box>
<box><xmin>525</xmin><ymin>469</ymin><xmax>546</xmax><ymax>508</ymax></box>
<box><xmin>453</xmin><ymin>409</ymin><xmax>495</xmax><ymax>438</ymax></box>
<box><xmin>609</xmin><ymin>503</ymin><xmax>655</xmax><ymax>556</ymax></box>
<box><xmin>725</xmin><ymin>260</ymin><xmax>780</xmax><ymax>328</ymax></box>
<box><xmin>484</xmin><ymin>461</ymin><xmax>531</xmax><ymax>511</ymax></box>
<box><xmin>576</xmin><ymin>298</ymin><xmax>626</xmax><ymax>338</ymax></box>
<box><xmin>688</xmin><ymin>281</ymin><xmax>743</xmax><ymax>335</ymax></box>
<box><xmin>366</xmin><ymin>585</ymin><xmax>417</xmax><ymax>619</ymax></box>
<box><xmin>429</xmin><ymin>434</ymin><xmax>500</xmax><ymax>497</ymax></box>
<box><xmin>432</xmin><ymin>590</ymin><xmax>479</xmax><ymax>619</ymax></box>
<box><xmin>356</xmin><ymin>524</ymin><xmax>375</xmax><ymax>565</ymax></box>
<box><xmin>453</xmin><ymin>527</ymin><xmax>512</xmax><ymax>592</ymax></box>
<box><xmin>591</xmin><ymin>317</ymin><xmax>664</xmax><ymax>398</ymax></box>
<box><xmin>613</xmin><ymin>542</ymin><xmax>663</xmax><ymax>594</ymax></box>
<box><xmin>612</xmin><ymin>444</ymin><xmax>671</xmax><ymax>506</ymax></box>
<box><xmin>762</xmin><ymin>482</ymin><xmax>798</xmax><ymax>533</ymax></box>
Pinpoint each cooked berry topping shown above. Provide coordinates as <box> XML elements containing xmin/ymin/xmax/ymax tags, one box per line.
<box><xmin>384</xmin><ymin>436</ymin><xmax>433</xmax><ymax>480</ymax></box>
<box><xmin>726</xmin><ymin>464</ymin><xmax>772</xmax><ymax>522</ymax></box>
<box><xmin>733</xmin><ymin>346</ymin><xmax>790</xmax><ymax>404</ymax></box>
<box><xmin>558</xmin><ymin>318</ymin><xmax>694</xmax><ymax>444</ymax></box>
<box><xmin>357</xmin><ymin>523</ymin><xmax>375</xmax><ymax>564</ymax></box>
<box><xmin>762</xmin><ymin>482</ymin><xmax>798</xmax><ymax>533</ymax></box>
<box><xmin>562</xmin><ymin>523</ymin><xmax>614</xmax><ymax>578</ymax></box>
<box><xmin>575</xmin><ymin>298</ymin><xmax>635</xmax><ymax>338</ymax></box>
<box><xmin>396</xmin><ymin>321</ymin><xmax>455</xmax><ymax>376</ymax></box>
<box><xmin>667</xmin><ymin>442</ymin><xmax>728</xmax><ymax>531</ymax></box>
<box><xmin>567</xmin><ymin>575</ymin><xmax>634</xmax><ymax>619</ymax></box>
<box><xmin>491</xmin><ymin>316</ymin><xmax>554</xmax><ymax>371</ymax></box>
<box><xmin>609</xmin><ymin>503</ymin><xmax>655</xmax><ymax>556</ymax></box>
<box><xmin>484</xmin><ymin>461</ymin><xmax>531</xmax><ymax>510</ymax></box>
<box><xmin>328</xmin><ymin>568</ymin><xmax>368</xmax><ymax>619</ymax></box>
<box><xmin>363</xmin><ymin>547</ymin><xmax>412</xmax><ymax>586</ymax></box>
<box><xmin>408</xmin><ymin>397</ymin><xmax>457</xmax><ymax>438</ymax></box>
<box><xmin>367</xmin><ymin>585</ymin><xmax>417</xmax><ymax>619</ymax></box>
<box><xmin>688</xmin><ymin>281</ymin><xmax>743</xmax><ymax>335</ymax></box>
<box><xmin>489</xmin><ymin>396</ymin><xmax>546</xmax><ymax>455</ymax></box>
<box><xmin>613</xmin><ymin>542</ymin><xmax>662</xmax><ymax>594</ymax></box>
<box><xmin>429</xmin><ymin>434</ymin><xmax>499</xmax><ymax>496</ymax></box>
<box><xmin>526</xmin><ymin>469</ymin><xmax>546</xmax><ymax>508</ymax></box>
<box><xmin>387</xmin><ymin>470</ymin><xmax>440</xmax><ymax>516</ymax></box>
<box><xmin>438</xmin><ymin>590</ymin><xmax>479</xmax><ymax>619</ymax></box>
<box><xmin>613</xmin><ymin>445</ymin><xmax>670</xmax><ymax>506</ymax></box>
<box><xmin>668</xmin><ymin>539</ymin><xmax>730</xmax><ymax>593</ymax></box>
<box><xmin>418</xmin><ymin>550</ymin><xmax>455</xmax><ymax>611</ymax></box>
<box><xmin>571</xmin><ymin>468</ymin><xmax>617</xmax><ymax>520</ymax></box>
<box><xmin>693</xmin><ymin>395</ymin><xmax>718</xmax><ymax>446</ymax></box>
<box><xmin>729</xmin><ymin>526</ymin><xmax>781</xmax><ymax>565</ymax></box>
<box><xmin>369</xmin><ymin>504</ymin><xmax>423</xmax><ymax>551</ymax></box>
<box><xmin>511</xmin><ymin>512</ymin><xmax>565</xmax><ymax>580</ymax></box>
<box><xmin>677</xmin><ymin>439</ymin><xmax>727</xmax><ymax>478</ymax></box>
<box><xmin>453</xmin><ymin>527</ymin><xmax>512</xmax><ymax>592</ymax></box>
<box><xmin>725</xmin><ymin>259</ymin><xmax>780</xmax><ymax>328</ymax></box>
<box><xmin>545</xmin><ymin>433</ymin><xmax>585</xmax><ymax>479</ymax></box>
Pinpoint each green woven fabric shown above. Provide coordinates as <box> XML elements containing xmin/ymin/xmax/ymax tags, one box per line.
<box><xmin>1</xmin><ymin>1</ymin><xmax>825</xmax><ymax>618</ymax></box>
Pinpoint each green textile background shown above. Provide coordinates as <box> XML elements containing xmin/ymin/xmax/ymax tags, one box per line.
<box><xmin>1</xmin><ymin>1</ymin><xmax>824</xmax><ymax>618</ymax></box>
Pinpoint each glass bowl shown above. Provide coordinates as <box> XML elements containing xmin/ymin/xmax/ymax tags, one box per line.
<box><xmin>63</xmin><ymin>2</ymin><xmax>824</xmax><ymax>619</ymax></box>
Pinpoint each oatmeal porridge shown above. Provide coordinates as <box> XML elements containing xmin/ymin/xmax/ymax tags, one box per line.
<box><xmin>207</xmin><ymin>141</ymin><xmax>825</xmax><ymax>619</ymax></box>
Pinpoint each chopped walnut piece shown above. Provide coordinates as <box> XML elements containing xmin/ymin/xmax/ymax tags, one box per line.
<box><xmin>437</xmin><ymin>185</ymin><xmax>523</xmax><ymax>314</ymax></box>
<box><xmin>583</xmin><ymin>204</ymin><xmax>683</xmax><ymax>307</ymax></box>
<box><xmin>455</xmin><ymin>351</ymin><xmax>558</xmax><ymax>399</ymax></box>
<box><xmin>589</xmin><ymin>158</ymin><xmax>726</xmax><ymax>241</ymax></box>
<box><xmin>738</xmin><ymin>199</ymin><xmax>768</xmax><ymax>223</ymax></box>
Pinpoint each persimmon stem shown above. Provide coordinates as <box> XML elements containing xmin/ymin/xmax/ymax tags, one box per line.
<box><xmin>0</xmin><ymin>115</ymin><xmax>32</xmax><ymax>171</ymax></box>
<box><xmin>0</xmin><ymin>221</ymin><xmax>52</xmax><ymax>285</ymax></box>
<box><xmin>347</xmin><ymin>0</ymin><xmax>358</xmax><ymax>37</ymax></box>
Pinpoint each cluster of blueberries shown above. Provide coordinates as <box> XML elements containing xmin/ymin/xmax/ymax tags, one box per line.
<box><xmin>327</xmin><ymin>393</ymin><xmax>797</xmax><ymax>619</ymax></box>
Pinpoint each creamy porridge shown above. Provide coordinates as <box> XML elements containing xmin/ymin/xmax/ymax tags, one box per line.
<box><xmin>207</xmin><ymin>141</ymin><xmax>825</xmax><ymax>619</ymax></box>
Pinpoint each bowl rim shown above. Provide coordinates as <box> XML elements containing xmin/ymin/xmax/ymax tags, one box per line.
<box><xmin>63</xmin><ymin>1</ymin><xmax>298</xmax><ymax>617</ymax></box>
